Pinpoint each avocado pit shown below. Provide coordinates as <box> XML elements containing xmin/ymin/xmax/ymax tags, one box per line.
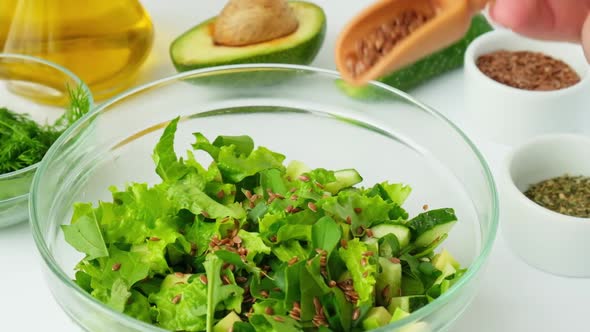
<box><xmin>213</xmin><ymin>0</ymin><xmax>299</xmax><ymax>47</ymax></box>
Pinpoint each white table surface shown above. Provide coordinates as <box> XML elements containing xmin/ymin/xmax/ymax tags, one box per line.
<box><xmin>2</xmin><ymin>1</ymin><xmax>590</xmax><ymax>331</ymax></box>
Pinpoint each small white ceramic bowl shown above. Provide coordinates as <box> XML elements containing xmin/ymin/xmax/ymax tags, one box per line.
<box><xmin>500</xmin><ymin>134</ymin><xmax>590</xmax><ymax>277</ymax></box>
<box><xmin>463</xmin><ymin>30</ymin><xmax>590</xmax><ymax>146</ymax></box>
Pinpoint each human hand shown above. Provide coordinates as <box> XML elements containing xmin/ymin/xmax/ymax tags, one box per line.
<box><xmin>489</xmin><ymin>0</ymin><xmax>590</xmax><ymax>61</ymax></box>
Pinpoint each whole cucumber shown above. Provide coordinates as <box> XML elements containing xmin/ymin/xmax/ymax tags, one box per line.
<box><xmin>336</xmin><ymin>14</ymin><xmax>494</xmax><ymax>98</ymax></box>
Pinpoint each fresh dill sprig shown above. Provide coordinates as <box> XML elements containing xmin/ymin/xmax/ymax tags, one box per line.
<box><xmin>54</xmin><ymin>84</ymin><xmax>91</xmax><ymax>130</ymax></box>
<box><xmin>0</xmin><ymin>84</ymin><xmax>91</xmax><ymax>174</ymax></box>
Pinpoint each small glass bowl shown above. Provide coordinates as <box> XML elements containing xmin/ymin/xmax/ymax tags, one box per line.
<box><xmin>30</xmin><ymin>64</ymin><xmax>498</xmax><ymax>331</ymax></box>
<box><xmin>0</xmin><ymin>53</ymin><xmax>92</xmax><ymax>228</ymax></box>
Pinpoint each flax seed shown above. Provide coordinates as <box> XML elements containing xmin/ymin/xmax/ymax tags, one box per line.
<box><xmin>476</xmin><ymin>50</ymin><xmax>580</xmax><ymax>91</ymax></box>
<box><xmin>244</xmin><ymin>190</ymin><xmax>252</xmax><ymax>199</ymax></box>
<box><xmin>199</xmin><ymin>275</ymin><xmax>208</xmax><ymax>285</ymax></box>
<box><xmin>222</xmin><ymin>275</ymin><xmax>232</xmax><ymax>285</ymax></box>
<box><xmin>171</xmin><ymin>294</ymin><xmax>182</xmax><ymax>304</ymax></box>
<box><xmin>361</xmin><ymin>257</ymin><xmax>367</xmax><ymax>266</ymax></box>
<box><xmin>382</xmin><ymin>285</ymin><xmax>390</xmax><ymax>299</ymax></box>
<box><xmin>340</xmin><ymin>239</ymin><xmax>348</xmax><ymax>249</ymax></box>
<box><xmin>265</xmin><ymin>307</ymin><xmax>274</xmax><ymax>315</ymax></box>
<box><xmin>288</xmin><ymin>256</ymin><xmax>299</xmax><ymax>266</ymax></box>
<box><xmin>298</xmin><ymin>175</ymin><xmax>310</xmax><ymax>182</ymax></box>
<box><xmin>352</xmin><ymin>308</ymin><xmax>361</xmax><ymax>321</ymax></box>
<box><xmin>346</xmin><ymin>10</ymin><xmax>435</xmax><ymax>77</ymax></box>
<box><xmin>111</xmin><ymin>263</ymin><xmax>121</xmax><ymax>271</ymax></box>
<box><xmin>308</xmin><ymin>202</ymin><xmax>318</xmax><ymax>212</ymax></box>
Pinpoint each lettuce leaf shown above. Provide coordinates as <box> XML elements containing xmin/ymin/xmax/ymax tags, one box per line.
<box><xmin>149</xmin><ymin>274</ymin><xmax>208</xmax><ymax>331</ymax></box>
<box><xmin>320</xmin><ymin>190</ymin><xmax>394</xmax><ymax>233</ymax></box>
<box><xmin>204</xmin><ymin>254</ymin><xmax>244</xmax><ymax>332</ymax></box>
<box><xmin>193</xmin><ymin>133</ymin><xmax>285</xmax><ymax>183</ymax></box>
<box><xmin>338</xmin><ymin>239</ymin><xmax>377</xmax><ymax>306</ymax></box>
<box><xmin>153</xmin><ymin>117</ymin><xmax>189</xmax><ymax>182</ymax></box>
<box><xmin>62</xmin><ymin>203</ymin><xmax>108</xmax><ymax>260</ymax></box>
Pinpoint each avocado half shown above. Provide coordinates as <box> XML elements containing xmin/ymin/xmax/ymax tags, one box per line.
<box><xmin>170</xmin><ymin>1</ymin><xmax>326</xmax><ymax>72</ymax></box>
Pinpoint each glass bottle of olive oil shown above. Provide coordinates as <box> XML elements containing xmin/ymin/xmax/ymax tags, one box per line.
<box><xmin>0</xmin><ymin>0</ymin><xmax>154</xmax><ymax>101</ymax></box>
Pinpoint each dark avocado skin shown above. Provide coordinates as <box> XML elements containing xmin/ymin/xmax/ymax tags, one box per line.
<box><xmin>170</xmin><ymin>2</ymin><xmax>327</xmax><ymax>73</ymax></box>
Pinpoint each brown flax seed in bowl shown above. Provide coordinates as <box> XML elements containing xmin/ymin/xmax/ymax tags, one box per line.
<box><xmin>345</xmin><ymin>10</ymin><xmax>435</xmax><ymax>78</ymax></box>
<box><xmin>476</xmin><ymin>50</ymin><xmax>581</xmax><ymax>91</ymax></box>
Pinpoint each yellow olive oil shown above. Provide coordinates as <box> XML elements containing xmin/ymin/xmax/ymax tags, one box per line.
<box><xmin>0</xmin><ymin>0</ymin><xmax>154</xmax><ymax>101</ymax></box>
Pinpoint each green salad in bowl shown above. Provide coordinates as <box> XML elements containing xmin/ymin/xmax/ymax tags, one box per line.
<box><xmin>63</xmin><ymin>118</ymin><xmax>465</xmax><ymax>332</ymax></box>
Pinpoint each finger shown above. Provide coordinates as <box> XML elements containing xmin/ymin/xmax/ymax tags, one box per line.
<box><xmin>490</xmin><ymin>0</ymin><xmax>585</xmax><ymax>42</ymax></box>
<box><xmin>582</xmin><ymin>14</ymin><xmax>590</xmax><ymax>62</ymax></box>
<box><xmin>489</xmin><ymin>0</ymin><xmax>537</xmax><ymax>30</ymax></box>
<box><xmin>489</xmin><ymin>0</ymin><xmax>558</xmax><ymax>39</ymax></box>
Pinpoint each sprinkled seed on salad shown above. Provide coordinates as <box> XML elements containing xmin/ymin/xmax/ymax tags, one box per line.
<box><xmin>171</xmin><ymin>294</ymin><xmax>182</xmax><ymax>304</ymax></box>
<box><xmin>199</xmin><ymin>275</ymin><xmax>208</xmax><ymax>285</ymax></box>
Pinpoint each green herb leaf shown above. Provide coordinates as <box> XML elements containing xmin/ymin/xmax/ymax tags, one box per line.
<box><xmin>312</xmin><ymin>216</ymin><xmax>341</xmax><ymax>254</ymax></box>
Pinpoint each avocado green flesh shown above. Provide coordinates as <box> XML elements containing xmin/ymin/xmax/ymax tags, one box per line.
<box><xmin>170</xmin><ymin>1</ymin><xmax>326</xmax><ymax>71</ymax></box>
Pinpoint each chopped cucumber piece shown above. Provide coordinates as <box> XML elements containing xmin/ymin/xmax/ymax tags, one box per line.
<box><xmin>414</xmin><ymin>222</ymin><xmax>456</xmax><ymax>248</ymax></box>
<box><xmin>362</xmin><ymin>307</ymin><xmax>392</xmax><ymax>330</ymax></box>
<box><xmin>286</xmin><ymin>160</ymin><xmax>311</xmax><ymax>180</ymax></box>
<box><xmin>325</xmin><ymin>169</ymin><xmax>363</xmax><ymax>194</ymax></box>
<box><xmin>390</xmin><ymin>308</ymin><xmax>431</xmax><ymax>332</ymax></box>
<box><xmin>432</xmin><ymin>249</ymin><xmax>461</xmax><ymax>271</ymax></box>
<box><xmin>434</xmin><ymin>262</ymin><xmax>457</xmax><ymax>285</ymax></box>
<box><xmin>214</xmin><ymin>311</ymin><xmax>242</xmax><ymax>332</ymax></box>
<box><xmin>390</xmin><ymin>307</ymin><xmax>410</xmax><ymax>322</ymax></box>
<box><xmin>387</xmin><ymin>296</ymin><xmax>428</xmax><ymax>314</ymax></box>
<box><xmin>368</xmin><ymin>224</ymin><xmax>411</xmax><ymax>248</ymax></box>
<box><xmin>408</xmin><ymin>208</ymin><xmax>457</xmax><ymax>248</ymax></box>
<box><xmin>413</xmin><ymin>233</ymin><xmax>448</xmax><ymax>259</ymax></box>
<box><xmin>376</xmin><ymin>257</ymin><xmax>402</xmax><ymax>306</ymax></box>
<box><xmin>364</xmin><ymin>237</ymin><xmax>379</xmax><ymax>254</ymax></box>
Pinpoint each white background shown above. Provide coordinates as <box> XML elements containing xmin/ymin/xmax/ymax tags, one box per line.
<box><xmin>2</xmin><ymin>0</ymin><xmax>590</xmax><ymax>331</ymax></box>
